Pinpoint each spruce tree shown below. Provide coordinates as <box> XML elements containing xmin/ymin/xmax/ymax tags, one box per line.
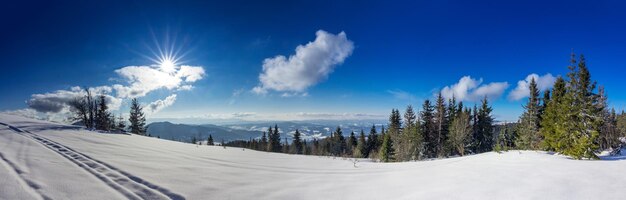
<box><xmin>421</xmin><ymin>99</ymin><xmax>436</xmax><ymax>158</ymax></box>
<box><xmin>293</xmin><ymin>129</ymin><xmax>303</xmax><ymax>154</ymax></box>
<box><xmin>597</xmin><ymin>87</ymin><xmax>620</xmax><ymax>150</ymax></box>
<box><xmin>267</xmin><ymin>125</ymin><xmax>282</xmax><ymax>153</ymax></box>
<box><xmin>541</xmin><ymin>77</ymin><xmax>567</xmax><ymax>151</ymax></box>
<box><xmin>331</xmin><ymin>127</ymin><xmax>346</xmax><ymax>156</ymax></box>
<box><xmin>116</xmin><ymin>114</ymin><xmax>126</xmax><ymax>131</ymax></box>
<box><xmin>261</xmin><ymin>132</ymin><xmax>268</xmax><ymax>151</ymax></box>
<box><xmin>471</xmin><ymin>104</ymin><xmax>479</xmax><ymax>153</ymax></box>
<box><xmin>476</xmin><ymin>97</ymin><xmax>494</xmax><ymax>153</ymax></box>
<box><xmin>282</xmin><ymin>137</ymin><xmax>289</xmax><ymax>153</ymax></box>
<box><xmin>356</xmin><ymin>130</ymin><xmax>367</xmax><ymax>158</ymax></box>
<box><xmin>434</xmin><ymin>93</ymin><xmax>448</xmax><ymax>157</ymax></box>
<box><xmin>398</xmin><ymin>105</ymin><xmax>422</xmax><ymax>161</ymax></box>
<box><xmin>366</xmin><ymin>125</ymin><xmax>378</xmax><ymax>158</ymax></box>
<box><xmin>95</xmin><ymin>95</ymin><xmax>112</xmax><ymax>131</ymax></box>
<box><xmin>564</xmin><ymin>54</ymin><xmax>601</xmax><ymax>159</ymax></box>
<box><xmin>207</xmin><ymin>134</ymin><xmax>214</xmax><ymax>145</ymax></box>
<box><xmin>347</xmin><ymin>131</ymin><xmax>357</xmax><ymax>156</ymax></box>
<box><xmin>379</xmin><ymin>133</ymin><xmax>394</xmax><ymax>162</ymax></box>
<box><xmin>515</xmin><ymin>77</ymin><xmax>542</xmax><ymax>149</ymax></box>
<box><xmin>128</xmin><ymin>98</ymin><xmax>146</xmax><ymax>135</ymax></box>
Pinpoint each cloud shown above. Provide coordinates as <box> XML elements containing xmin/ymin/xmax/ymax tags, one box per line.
<box><xmin>24</xmin><ymin>64</ymin><xmax>204</xmax><ymax>117</ymax></box>
<box><xmin>440</xmin><ymin>76</ymin><xmax>509</xmax><ymax>101</ymax></box>
<box><xmin>508</xmin><ymin>73</ymin><xmax>557</xmax><ymax>101</ymax></box>
<box><xmin>113</xmin><ymin>65</ymin><xmax>205</xmax><ymax>98</ymax></box>
<box><xmin>146</xmin><ymin>94</ymin><xmax>177</xmax><ymax>114</ymax></box>
<box><xmin>26</xmin><ymin>86</ymin><xmax>122</xmax><ymax>113</ymax></box>
<box><xmin>252</xmin><ymin>30</ymin><xmax>354</xmax><ymax>95</ymax></box>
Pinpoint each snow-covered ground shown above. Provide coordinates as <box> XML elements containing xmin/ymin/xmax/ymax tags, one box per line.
<box><xmin>1</xmin><ymin>114</ymin><xmax>625</xmax><ymax>200</ymax></box>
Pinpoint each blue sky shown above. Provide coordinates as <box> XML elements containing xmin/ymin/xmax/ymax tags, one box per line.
<box><xmin>1</xmin><ymin>0</ymin><xmax>625</xmax><ymax>123</ymax></box>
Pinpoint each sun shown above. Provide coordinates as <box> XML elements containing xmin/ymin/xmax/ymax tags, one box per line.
<box><xmin>159</xmin><ymin>58</ymin><xmax>177</xmax><ymax>73</ymax></box>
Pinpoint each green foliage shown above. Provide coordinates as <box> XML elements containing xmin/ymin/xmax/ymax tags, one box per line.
<box><xmin>476</xmin><ymin>97</ymin><xmax>494</xmax><ymax>153</ymax></box>
<box><xmin>448</xmin><ymin>110</ymin><xmax>471</xmax><ymax>156</ymax></box>
<box><xmin>129</xmin><ymin>98</ymin><xmax>146</xmax><ymax>135</ymax></box>
<box><xmin>292</xmin><ymin>129</ymin><xmax>303</xmax><ymax>154</ymax></box>
<box><xmin>515</xmin><ymin>78</ymin><xmax>542</xmax><ymax>149</ymax></box>
<box><xmin>379</xmin><ymin>133</ymin><xmax>394</xmax><ymax>162</ymax></box>
<box><xmin>355</xmin><ymin>130</ymin><xmax>367</xmax><ymax>158</ymax></box>
<box><xmin>541</xmin><ymin>54</ymin><xmax>601</xmax><ymax>159</ymax></box>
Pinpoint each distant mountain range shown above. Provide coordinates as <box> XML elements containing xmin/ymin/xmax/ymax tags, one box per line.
<box><xmin>146</xmin><ymin>120</ymin><xmax>387</xmax><ymax>143</ymax></box>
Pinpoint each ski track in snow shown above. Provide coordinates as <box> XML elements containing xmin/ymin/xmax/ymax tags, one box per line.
<box><xmin>0</xmin><ymin>122</ymin><xmax>185</xmax><ymax>200</ymax></box>
<box><xmin>0</xmin><ymin>149</ymin><xmax>51</xmax><ymax>200</ymax></box>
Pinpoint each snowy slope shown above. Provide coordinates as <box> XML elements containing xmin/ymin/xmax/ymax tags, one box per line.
<box><xmin>1</xmin><ymin>114</ymin><xmax>625</xmax><ymax>200</ymax></box>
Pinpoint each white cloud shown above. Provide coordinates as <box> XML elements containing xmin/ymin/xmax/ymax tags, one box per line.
<box><xmin>252</xmin><ymin>30</ymin><xmax>354</xmax><ymax>95</ymax></box>
<box><xmin>23</xmin><ymin>63</ymin><xmax>204</xmax><ymax>118</ymax></box>
<box><xmin>440</xmin><ymin>76</ymin><xmax>509</xmax><ymax>101</ymax></box>
<box><xmin>26</xmin><ymin>86</ymin><xmax>122</xmax><ymax>113</ymax></box>
<box><xmin>146</xmin><ymin>94</ymin><xmax>177</xmax><ymax>114</ymax></box>
<box><xmin>508</xmin><ymin>73</ymin><xmax>557</xmax><ymax>101</ymax></box>
<box><xmin>113</xmin><ymin>65</ymin><xmax>205</xmax><ymax>98</ymax></box>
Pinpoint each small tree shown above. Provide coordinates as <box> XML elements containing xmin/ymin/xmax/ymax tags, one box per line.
<box><xmin>379</xmin><ymin>133</ymin><xmax>394</xmax><ymax>162</ymax></box>
<box><xmin>355</xmin><ymin>130</ymin><xmax>367</xmax><ymax>158</ymax></box>
<box><xmin>116</xmin><ymin>114</ymin><xmax>126</xmax><ymax>131</ymax></box>
<box><xmin>207</xmin><ymin>135</ymin><xmax>214</xmax><ymax>145</ymax></box>
<box><xmin>128</xmin><ymin>98</ymin><xmax>146</xmax><ymax>135</ymax></box>
<box><xmin>292</xmin><ymin>129</ymin><xmax>303</xmax><ymax>154</ymax></box>
<box><xmin>448</xmin><ymin>110</ymin><xmax>471</xmax><ymax>156</ymax></box>
<box><xmin>95</xmin><ymin>95</ymin><xmax>112</xmax><ymax>131</ymax></box>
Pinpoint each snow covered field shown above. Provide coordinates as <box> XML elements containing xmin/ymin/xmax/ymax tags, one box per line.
<box><xmin>1</xmin><ymin>114</ymin><xmax>625</xmax><ymax>200</ymax></box>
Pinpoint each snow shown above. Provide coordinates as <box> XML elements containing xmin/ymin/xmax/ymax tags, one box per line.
<box><xmin>1</xmin><ymin>114</ymin><xmax>625</xmax><ymax>200</ymax></box>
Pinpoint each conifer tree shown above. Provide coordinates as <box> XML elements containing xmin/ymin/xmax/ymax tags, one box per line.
<box><xmin>471</xmin><ymin>104</ymin><xmax>479</xmax><ymax>153</ymax></box>
<box><xmin>515</xmin><ymin>77</ymin><xmax>542</xmax><ymax>149</ymax></box>
<box><xmin>476</xmin><ymin>97</ymin><xmax>494</xmax><ymax>153</ymax></box>
<box><xmin>331</xmin><ymin>126</ymin><xmax>346</xmax><ymax>156</ymax></box>
<box><xmin>563</xmin><ymin>54</ymin><xmax>601</xmax><ymax>159</ymax></box>
<box><xmin>541</xmin><ymin>77</ymin><xmax>566</xmax><ymax>151</ymax></box>
<box><xmin>421</xmin><ymin>99</ymin><xmax>436</xmax><ymax>158</ymax></box>
<box><xmin>94</xmin><ymin>95</ymin><xmax>112</xmax><ymax>131</ymax></box>
<box><xmin>398</xmin><ymin>105</ymin><xmax>422</xmax><ymax>161</ymax></box>
<box><xmin>379</xmin><ymin>133</ymin><xmax>394</xmax><ymax>162</ymax></box>
<box><xmin>267</xmin><ymin>125</ymin><xmax>282</xmax><ymax>152</ymax></box>
<box><xmin>260</xmin><ymin>132</ymin><xmax>268</xmax><ymax>151</ymax></box>
<box><xmin>116</xmin><ymin>114</ymin><xmax>125</xmax><ymax>131</ymax></box>
<box><xmin>434</xmin><ymin>93</ymin><xmax>448</xmax><ymax>157</ymax></box>
<box><xmin>347</xmin><ymin>131</ymin><xmax>357</xmax><ymax>156</ymax></box>
<box><xmin>129</xmin><ymin>98</ymin><xmax>146</xmax><ymax>135</ymax></box>
<box><xmin>597</xmin><ymin>87</ymin><xmax>620</xmax><ymax>150</ymax></box>
<box><xmin>495</xmin><ymin>122</ymin><xmax>512</xmax><ymax>152</ymax></box>
<box><xmin>356</xmin><ymin>130</ymin><xmax>367</xmax><ymax>158</ymax></box>
<box><xmin>207</xmin><ymin>134</ymin><xmax>214</xmax><ymax>145</ymax></box>
<box><xmin>293</xmin><ymin>129</ymin><xmax>303</xmax><ymax>154</ymax></box>
<box><xmin>366</xmin><ymin>125</ymin><xmax>378</xmax><ymax>158</ymax></box>
<box><xmin>282</xmin><ymin>137</ymin><xmax>289</xmax><ymax>153</ymax></box>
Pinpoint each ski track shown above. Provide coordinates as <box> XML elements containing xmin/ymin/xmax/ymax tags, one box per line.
<box><xmin>0</xmin><ymin>150</ymin><xmax>51</xmax><ymax>200</ymax></box>
<box><xmin>0</xmin><ymin>122</ymin><xmax>185</xmax><ymax>200</ymax></box>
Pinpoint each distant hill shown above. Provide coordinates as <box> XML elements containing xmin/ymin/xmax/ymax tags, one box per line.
<box><xmin>146</xmin><ymin>122</ymin><xmax>263</xmax><ymax>142</ymax></box>
<box><xmin>147</xmin><ymin>120</ymin><xmax>386</xmax><ymax>143</ymax></box>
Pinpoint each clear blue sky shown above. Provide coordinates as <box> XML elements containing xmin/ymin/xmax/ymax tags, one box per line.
<box><xmin>1</xmin><ymin>0</ymin><xmax>625</xmax><ymax>122</ymax></box>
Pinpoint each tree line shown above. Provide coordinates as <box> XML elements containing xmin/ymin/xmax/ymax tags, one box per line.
<box><xmin>222</xmin><ymin>94</ymin><xmax>497</xmax><ymax>162</ymax></box>
<box><xmin>224</xmin><ymin>53</ymin><xmax>626</xmax><ymax>161</ymax></box>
